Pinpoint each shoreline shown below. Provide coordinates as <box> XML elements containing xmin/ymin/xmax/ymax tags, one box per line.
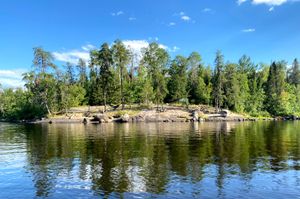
<box><xmin>4</xmin><ymin>108</ymin><xmax>299</xmax><ymax>124</ymax></box>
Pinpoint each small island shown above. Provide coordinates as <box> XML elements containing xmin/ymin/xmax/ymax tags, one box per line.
<box><xmin>2</xmin><ymin>1</ymin><xmax>300</xmax><ymax>198</ymax></box>
<box><xmin>1</xmin><ymin>42</ymin><xmax>300</xmax><ymax>122</ymax></box>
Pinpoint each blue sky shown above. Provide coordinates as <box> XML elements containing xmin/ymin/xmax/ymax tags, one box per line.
<box><xmin>1</xmin><ymin>0</ymin><xmax>300</xmax><ymax>87</ymax></box>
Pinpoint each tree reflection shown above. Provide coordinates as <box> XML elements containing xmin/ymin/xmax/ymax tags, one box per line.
<box><xmin>13</xmin><ymin>121</ymin><xmax>300</xmax><ymax>197</ymax></box>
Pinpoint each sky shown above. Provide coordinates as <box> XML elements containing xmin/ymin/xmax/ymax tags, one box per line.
<box><xmin>0</xmin><ymin>0</ymin><xmax>300</xmax><ymax>87</ymax></box>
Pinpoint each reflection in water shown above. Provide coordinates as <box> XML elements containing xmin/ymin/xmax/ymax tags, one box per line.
<box><xmin>0</xmin><ymin>122</ymin><xmax>300</xmax><ymax>198</ymax></box>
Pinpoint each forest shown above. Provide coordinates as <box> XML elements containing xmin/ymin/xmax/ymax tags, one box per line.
<box><xmin>0</xmin><ymin>40</ymin><xmax>300</xmax><ymax>120</ymax></box>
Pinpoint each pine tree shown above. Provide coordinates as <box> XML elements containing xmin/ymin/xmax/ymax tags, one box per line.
<box><xmin>187</xmin><ymin>52</ymin><xmax>201</xmax><ymax>103</ymax></box>
<box><xmin>77</xmin><ymin>58</ymin><xmax>88</xmax><ymax>87</ymax></box>
<box><xmin>265</xmin><ymin>61</ymin><xmax>287</xmax><ymax>115</ymax></box>
<box><xmin>212</xmin><ymin>50</ymin><xmax>225</xmax><ymax>110</ymax></box>
<box><xmin>288</xmin><ymin>58</ymin><xmax>300</xmax><ymax>86</ymax></box>
<box><xmin>224</xmin><ymin>63</ymin><xmax>241</xmax><ymax>111</ymax></box>
<box><xmin>167</xmin><ymin>55</ymin><xmax>188</xmax><ymax>102</ymax></box>
<box><xmin>90</xmin><ymin>43</ymin><xmax>114</xmax><ymax>111</ymax></box>
<box><xmin>112</xmin><ymin>40</ymin><xmax>131</xmax><ymax>109</ymax></box>
<box><xmin>141</xmin><ymin>42</ymin><xmax>169</xmax><ymax>108</ymax></box>
<box><xmin>65</xmin><ymin>62</ymin><xmax>75</xmax><ymax>84</ymax></box>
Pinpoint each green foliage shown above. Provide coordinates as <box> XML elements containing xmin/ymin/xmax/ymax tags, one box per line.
<box><xmin>224</xmin><ymin>63</ymin><xmax>241</xmax><ymax>111</ymax></box>
<box><xmin>0</xmin><ymin>88</ymin><xmax>45</xmax><ymax>120</ymax></box>
<box><xmin>141</xmin><ymin>42</ymin><xmax>169</xmax><ymax>106</ymax></box>
<box><xmin>212</xmin><ymin>50</ymin><xmax>225</xmax><ymax>109</ymax></box>
<box><xmin>167</xmin><ymin>55</ymin><xmax>188</xmax><ymax>102</ymax></box>
<box><xmin>2</xmin><ymin>41</ymin><xmax>300</xmax><ymax>120</ymax></box>
<box><xmin>288</xmin><ymin>58</ymin><xmax>300</xmax><ymax>86</ymax></box>
<box><xmin>132</xmin><ymin>66</ymin><xmax>154</xmax><ymax>104</ymax></box>
<box><xmin>265</xmin><ymin>61</ymin><xmax>287</xmax><ymax>115</ymax></box>
<box><xmin>111</xmin><ymin>40</ymin><xmax>131</xmax><ymax>109</ymax></box>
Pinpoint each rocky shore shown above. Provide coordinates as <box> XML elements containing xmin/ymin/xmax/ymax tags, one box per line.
<box><xmin>23</xmin><ymin>107</ymin><xmax>288</xmax><ymax>124</ymax></box>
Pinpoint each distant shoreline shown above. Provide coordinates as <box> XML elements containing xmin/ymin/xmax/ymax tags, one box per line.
<box><xmin>2</xmin><ymin>106</ymin><xmax>298</xmax><ymax>124</ymax></box>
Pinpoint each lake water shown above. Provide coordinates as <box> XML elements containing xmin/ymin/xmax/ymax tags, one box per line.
<box><xmin>0</xmin><ymin>122</ymin><xmax>300</xmax><ymax>198</ymax></box>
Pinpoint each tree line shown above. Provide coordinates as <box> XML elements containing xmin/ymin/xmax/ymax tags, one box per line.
<box><xmin>1</xmin><ymin>40</ymin><xmax>300</xmax><ymax>120</ymax></box>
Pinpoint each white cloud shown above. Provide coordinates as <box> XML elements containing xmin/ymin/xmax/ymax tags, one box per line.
<box><xmin>202</xmin><ymin>8</ymin><xmax>212</xmax><ymax>12</ymax></box>
<box><xmin>52</xmin><ymin>44</ymin><xmax>96</xmax><ymax>64</ymax></box>
<box><xmin>179</xmin><ymin>11</ymin><xmax>185</xmax><ymax>16</ymax></box>
<box><xmin>237</xmin><ymin>0</ymin><xmax>297</xmax><ymax>6</ymax></box>
<box><xmin>111</xmin><ymin>11</ymin><xmax>124</xmax><ymax>16</ymax></box>
<box><xmin>121</xmin><ymin>40</ymin><xmax>176</xmax><ymax>64</ymax></box>
<box><xmin>242</xmin><ymin>28</ymin><xmax>256</xmax><ymax>32</ymax></box>
<box><xmin>81</xmin><ymin>44</ymin><xmax>96</xmax><ymax>51</ymax></box>
<box><xmin>0</xmin><ymin>69</ymin><xmax>26</xmax><ymax>88</ymax></box>
<box><xmin>53</xmin><ymin>40</ymin><xmax>178</xmax><ymax>68</ymax></box>
<box><xmin>169</xmin><ymin>46</ymin><xmax>180</xmax><ymax>52</ymax></box>
<box><xmin>168</xmin><ymin>22</ymin><xmax>176</xmax><ymax>26</ymax></box>
<box><xmin>129</xmin><ymin>17</ymin><xmax>136</xmax><ymax>21</ymax></box>
<box><xmin>122</xmin><ymin>40</ymin><xmax>167</xmax><ymax>52</ymax></box>
<box><xmin>252</xmin><ymin>0</ymin><xmax>287</xmax><ymax>5</ymax></box>
<box><xmin>181</xmin><ymin>15</ymin><xmax>191</xmax><ymax>21</ymax></box>
<box><xmin>237</xmin><ymin>0</ymin><xmax>247</xmax><ymax>5</ymax></box>
<box><xmin>269</xmin><ymin>6</ymin><xmax>275</xmax><ymax>11</ymax></box>
<box><xmin>122</xmin><ymin>40</ymin><xmax>150</xmax><ymax>61</ymax></box>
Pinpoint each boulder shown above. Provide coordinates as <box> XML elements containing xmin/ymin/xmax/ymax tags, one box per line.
<box><xmin>93</xmin><ymin>114</ymin><xmax>112</xmax><ymax>123</ymax></box>
<box><xmin>219</xmin><ymin>110</ymin><xmax>231</xmax><ymax>117</ymax></box>
<box><xmin>121</xmin><ymin>114</ymin><xmax>130</xmax><ymax>122</ymax></box>
<box><xmin>83</xmin><ymin>118</ymin><xmax>88</xmax><ymax>124</ymax></box>
<box><xmin>192</xmin><ymin>111</ymin><xmax>199</xmax><ymax>122</ymax></box>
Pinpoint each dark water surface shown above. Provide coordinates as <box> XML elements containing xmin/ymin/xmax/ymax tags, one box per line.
<box><xmin>0</xmin><ymin>122</ymin><xmax>300</xmax><ymax>199</ymax></box>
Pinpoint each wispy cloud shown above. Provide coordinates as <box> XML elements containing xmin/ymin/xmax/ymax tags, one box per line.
<box><xmin>181</xmin><ymin>15</ymin><xmax>191</xmax><ymax>21</ymax></box>
<box><xmin>111</xmin><ymin>11</ymin><xmax>124</xmax><ymax>16</ymax></box>
<box><xmin>269</xmin><ymin>6</ymin><xmax>275</xmax><ymax>11</ymax></box>
<box><xmin>242</xmin><ymin>28</ymin><xmax>256</xmax><ymax>32</ymax></box>
<box><xmin>168</xmin><ymin>22</ymin><xmax>176</xmax><ymax>26</ymax></box>
<box><xmin>169</xmin><ymin>46</ymin><xmax>180</xmax><ymax>52</ymax></box>
<box><xmin>0</xmin><ymin>69</ymin><xmax>26</xmax><ymax>88</ymax></box>
<box><xmin>81</xmin><ymin>44</ymin><xmax>96</xmax><ymax>51</ymax></box>
<box><xmin>202</xmin><ymin>8</ymin><xmax>213</xmax><ymax>13</ymax></box>
<box><xmin>237</xmin><ymin>0</ymin><xmax>247</xmax><ymax>5</ymax></box>
<box><xmin>129</xmin><ymin>17</ymin><xmax>136</xmax><ymax>21</ymax></box>
<box><xmin>173</xmin><ymin>11</ymin><xmax>194</xmax><ymax>23</ymax></box>
<box><xmin>237</xmin><ymin>0</ymin><xmax>299</xmax><ymax>6</ymax></box>
<box><xmin>52</xmin><ymin>44</ymin><xmax>96</xmax><ymax>64</ymax></box>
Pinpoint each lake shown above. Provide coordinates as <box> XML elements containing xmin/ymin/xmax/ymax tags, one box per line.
<box><xmin>0</xmin><ymin>122</ymin><xmax>300</xmax><ymax>198</ymax></box>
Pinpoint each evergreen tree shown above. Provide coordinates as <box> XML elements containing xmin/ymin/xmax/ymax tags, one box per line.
<box><xmin>77</xmin><ymin>58</ymin><xmax>87</xmax><ymax>86</ymax></box>
<box><xmin>265</xmin><ymin>61</ymin><xmax>287</xmax><ymax>115</ymax></box>
<box><xmin>212</xmin><ymin>51</ymin><xmax>225</xmax><ymax>110</ymax></box>
<box><xmin>24</xmin><ymin>47</ymin><xmax>57</xmax><ymax>115</ymax></box>
<box><xmin>224</xmin><ymin>63</ymin><xmax>241</xmax><ymax>111</ymax></box>
<box><xmin>33</xmin><ymin>47</ymin><xmax>56</xmax><ymax>73</ymax></box>
<box><xmin>167</xmin><ymin>55</ymin><xmax>188</xmax><ymax>102</ymax></box>
<box><xmin>133</xmin><ymin>65</ymin><xmax>153</xmax><ymax>105</ymax></box>
<box><xmin>194</xmin><ymin>65</ymin><xmax>212</xmax><ymax>105</ymax></box>
<box><xmin>246</xmin><ymin>64</ymin><xmax>266</xmax><ymax>116</ymax></box>
<box><xmin>288</xmin><ymin>58</ymin><xmax>300</xmax><ymax>86</ymax></box>
<box><xmin>112</xmin><ymin>40</ymin><xmax>131</xmax><ymax>109</ymax></box>
<box><xmin>65</xmin><ymin>62</ymin><xmax>75</xmax><ymax>84</ymax></box>
<box><xmin>236</xmin><ymin>55</ymin><xmax>252</xmax><ymax>112</ymax></box>
<box><xmin>90</xmin><ymin>43</ymin><xmax>114</xmax><ymax>111</ymax></box>
<box><xmin>141</xmin><ymin>42</ymin><xmax>169</xmax><ymax>108</ymax></box>
<box><xmin>187</xmin><ymin>52</ymin><xmax>201</xmax><ymax>103</ymax></box>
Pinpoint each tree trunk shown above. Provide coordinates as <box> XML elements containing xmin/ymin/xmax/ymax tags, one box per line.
<box><xmin>45</xmin><ymin>103</ymin><xmax>51</xmax><ymax>116</ymax></box>
<box><xmin>121</xmin><ymin>65</ymin><xmax>124</xmax><ymax>110</ymax></box>
<box><xmin>104</xmin><ymin>91</ymin><xmax>107</xmax><ymax>112</ymax></box>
